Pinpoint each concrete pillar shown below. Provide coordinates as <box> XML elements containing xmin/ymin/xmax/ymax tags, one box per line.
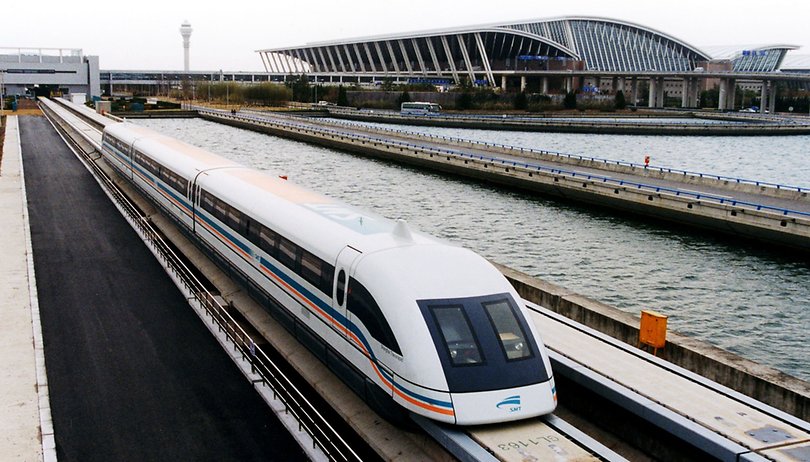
<box><xmin>759</xmin><ymin>80</ymin><xmax>771</xmax><ymax>114</ymax></box>
<box><xmin>648</xmin><ymin>78</ymin><xmax>657</xmax><ymax>108</ymax></box>
<box><xmin>655</xmin><ymin>77</ymin><xmax>664</xmax><ymax>107</ymax></box>
<box><xmin>726</xmin><ymin>79</ymin><xmax>737</xmax><ymax>111</ymax></box>
<box><xmin>520</xmin><ymin>76</ymin><xmax>527</xmax><ymax>92</ymax></box>
<box><xmin>541</xmin><ymin>77</ymin><xmax>548</xmax><ymax>95</ymax></box>
<box><xmin>768</xmin><ymin>81</ymin><xmax>777</xmax><ymax>113</ymax></box>
<box><xmin>718</xmin><ymin>78</ymin><xmax>728</xmax><ymax>110</ymax></box>
<box><xmin>631</xmin><ymin>77</ymin><xmax>638</xmax><ymax>105</ymax></box>
<box><xmin>681</xmin><ymin>78</ymin><xmax>689</xmax><ymax>108</ymax></box>
<box><xmin>501</xmin><ymin>75</ymin><xmax>507</xmax><ymax>92</ymax></box>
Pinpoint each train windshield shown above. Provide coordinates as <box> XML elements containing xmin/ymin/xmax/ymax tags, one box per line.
<box><xmin>419</xmin><ymin>294</ymin><xmax>548</xmax><ymax>393</ymax></box>
<box><xmin>483</xmin><ymin>300</ymin><xmax>532</xmax><ymax>361</ymax></box>
<box><xmin>430</xmin><ymin>305</ymin><xmax>484</xmax><ymax>366</ymax></box>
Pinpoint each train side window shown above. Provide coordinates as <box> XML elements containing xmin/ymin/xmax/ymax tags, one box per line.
<box><xmin>258</xmin><ymin>226</ymin><xmax>278</xmax><ymax>257</ymax></box>
<box><xmin>213</xmin><ymin>198</ymin><xmax>228</xmax><ymax>224</ymax></box>
<box><xmin>300</xmin><ymin>251</ymin><xmax>323</xmax><ymax>290</ymax></box>
<box><xmin>278</xmin><ymin>237</ymin><xmax>300</xmax><ymax>272</ymax></box>
<box><xmin>336</xmin><ymin>270</ymin><xmax>346</xmax><ymax>306</ymax></box>
<box><xmin>347</xmin><ymin>278</ymin><xmax>401</xmax><ymax>355</ymax></box>
<box><xmin>429</xmin><ymin>305</ymin><xmax>483</xmax><ymax>366</ymax></box>
<box><xmin>482</xmin><ymin>299</ymin><xmax>533</xmax><ymax>361</ymax></box>
<box><xmin>226</xmin><ymin>205</ymin><xmax>242</xmax><ymax>232</ymax></box>
<box><xmin>201</xmin><ymin>190</ymin><xmax>215</xmax><ymax>214</ymax></box>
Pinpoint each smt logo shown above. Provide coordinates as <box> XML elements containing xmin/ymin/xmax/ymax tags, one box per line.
<box><xmin>496</xmin><ymin>395</ymin><xmax>521</xmax><ymax>413</ymax></box>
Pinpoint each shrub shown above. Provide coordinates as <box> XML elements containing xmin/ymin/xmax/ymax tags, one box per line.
<box><xmin>563</xmin><ymin>91</ymin><xmax>577</xmax><ymax>109</ymax></box>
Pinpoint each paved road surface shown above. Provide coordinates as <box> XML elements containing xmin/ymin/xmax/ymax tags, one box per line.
<box><xmin>20</xmin><ymin>115</ymin><xmax>306</xmax><ymax>461</ymax></box>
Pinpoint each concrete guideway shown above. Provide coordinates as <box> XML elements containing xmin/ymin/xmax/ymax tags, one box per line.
<box><xmin>310</xmin><ymin>113</ymin><xmax>810</xmax><ymax>205</ymax></box>
<box><xmin>198</xmin><ymin>108</ymin><xmax>810</xmax><ymax>253</ymax></box>
<box><xmin>0</xmin><ymin>116</ymin><xmax>54</xmax><ymax>462</ymax></box>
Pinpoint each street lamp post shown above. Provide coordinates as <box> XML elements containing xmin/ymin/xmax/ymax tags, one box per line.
<box><xmin>1</xmin><ymin>70</ymin><xmax>5</xmax><ymax>123</ymax></box>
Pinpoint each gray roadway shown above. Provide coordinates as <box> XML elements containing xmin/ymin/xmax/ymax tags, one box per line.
<box><xmin>20</xmin><ymin>115</ymin><xmax>306</xmax><ymax>461</ymax></box>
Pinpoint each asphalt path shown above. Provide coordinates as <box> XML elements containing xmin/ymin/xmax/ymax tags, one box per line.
<box><xmin>20</xmin><ymin>115</ymin><xmax>306</xmax><ymax>461</ymax></box>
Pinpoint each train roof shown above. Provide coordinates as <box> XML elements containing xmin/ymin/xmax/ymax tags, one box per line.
<box><xmin>202</xmin><ymin>167</ymin><xmax>442</xmax><ymax>258</ymax></box>
<box><xmin>105</xmin><ymin>122</ymin><xmax>242</xmax><ymax>172</ymax></box>
<box><xmin>106</xmin><ymin>121</ymin><xmax>458</xmax><ymax>261</ymax></box>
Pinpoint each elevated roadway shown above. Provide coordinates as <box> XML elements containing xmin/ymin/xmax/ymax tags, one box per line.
<box><xmin>194</xmin><ymin>107</ymin><xmax>810</xmax><ymax>253</ymax></box>
<box><xmin>46</xmin><ymin>97</ymin><xmax>810</xmax><ymax>461</ymax></box>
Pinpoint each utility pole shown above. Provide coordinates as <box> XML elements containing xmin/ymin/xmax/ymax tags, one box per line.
<box><xmin>1</xmin><ymin>70</ymin><xmax>5</xmax><ymax>127</ymax></box>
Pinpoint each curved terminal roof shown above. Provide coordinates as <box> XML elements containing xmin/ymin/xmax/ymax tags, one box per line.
<box><xmin>781</xmin><ymin>54</ymin><xmax>810</xmax><ymax>72</ymax></box>
<box><xmin>257</xmin><ymin>16</ymin><xmax>795</xmax><ymax>84</ymax></box>
<box><xmin>701</xmin><ymin>44</ymin><xmax>799</xmax><ymax>72</ymax></box>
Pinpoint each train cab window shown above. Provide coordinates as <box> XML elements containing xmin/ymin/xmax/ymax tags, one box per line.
<box><xmin>347</xmin><ymin>278</ymin><xmax>401</xmax><ymax>355</ymax></box>
<box><xmin>483</xmin><ymin>299</ymin><xmax>533</xmax><ymax>361</ymax></box>
<box><xmin>429</xmin><ymin>306</ymin><xmax>483</xmax><ymax>366</ymax></box>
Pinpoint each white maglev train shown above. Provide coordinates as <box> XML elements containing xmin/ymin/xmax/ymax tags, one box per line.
<box><xmin>101</xmin><ymin>121</ymin><xmax>556</xmax><ymax>425</ymax></box>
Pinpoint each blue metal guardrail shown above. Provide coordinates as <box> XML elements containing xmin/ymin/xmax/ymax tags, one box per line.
<box><xmin>197</xmin><ymin>108</ymin><xmax>810</xmax><ymax>220</ymax></box>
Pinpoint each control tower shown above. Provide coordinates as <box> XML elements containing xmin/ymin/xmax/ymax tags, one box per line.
<box><xmin>180</xmin><ymin>21</ymin><xmax>193</xmax><ymax>72</ymax></box>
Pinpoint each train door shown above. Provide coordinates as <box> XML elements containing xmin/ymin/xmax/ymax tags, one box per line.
<box><xmin>333</xmin><ymin>246</ymin><xmax>362</xmax><ymax>338</ymax></box>
<box><xmin>189</xmin><ymin>171</ymin><xmax>207</xmax><ymax>233</ymax></box>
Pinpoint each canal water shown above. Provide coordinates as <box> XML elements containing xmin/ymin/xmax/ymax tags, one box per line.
<box><xmin>137</xmin><ymin>118</ymin><xmax>810</xmax><ymax>381</ymax></box>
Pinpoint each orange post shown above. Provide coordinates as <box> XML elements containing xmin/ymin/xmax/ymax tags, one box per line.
<box><xmin>639</xmin><ymin>310</ymin><xmax>667</xmax><ymax>356</ymax></box>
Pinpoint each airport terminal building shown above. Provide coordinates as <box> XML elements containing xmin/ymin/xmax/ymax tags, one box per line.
<box><xmin>257</xmin><ymin>16</ymin><xmax>800</xmax><ymax>89</ymax></box>
<box><xmin>1</xmin><ymin>48</ymin><xmax>101</xmax><ymax>99</ymax></box>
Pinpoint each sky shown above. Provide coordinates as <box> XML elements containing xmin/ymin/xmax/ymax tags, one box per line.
<box><xmin>4</xmin><ymin>0</ymin><xmax>808</xmax><ymax>71</ymax></box>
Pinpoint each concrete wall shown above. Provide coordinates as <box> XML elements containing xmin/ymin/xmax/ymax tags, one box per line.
<box><xmin>494</xmin><ymin>262</ymin><xmax>810</xmax><ymax>422</ymax></box>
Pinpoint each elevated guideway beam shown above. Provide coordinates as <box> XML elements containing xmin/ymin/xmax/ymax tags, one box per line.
<box><xmin>528</xmin><ymin>301</ymin><xmax>810</xmax><ymax>462</ymax></box>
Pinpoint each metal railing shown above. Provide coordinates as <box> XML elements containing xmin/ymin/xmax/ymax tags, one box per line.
<box><xmin>41</xmin><ymin>98</ymin><xmax>361</xmax><ymax>462</ymax></box>
<box><xmin>199</xmin><ymin>108</ymin><xmax>810</xmax><ymax>220</ymax></box>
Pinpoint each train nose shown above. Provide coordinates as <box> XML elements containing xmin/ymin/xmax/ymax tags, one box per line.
<box><xmin>450</xmin><ymin>381</ymin><xmax>557</xmax><ymax>425</ymax></box>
